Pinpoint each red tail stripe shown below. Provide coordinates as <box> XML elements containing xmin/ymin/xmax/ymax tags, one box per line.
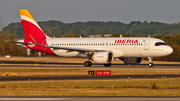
<box><xmin>21</xmin><ymin>20</ymin><xmax>46</xmax><ymax>40</ymax></box>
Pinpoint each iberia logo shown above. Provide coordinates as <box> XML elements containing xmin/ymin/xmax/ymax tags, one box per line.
<box><xmin>115</xmin><ymin>39</ymin><xmax>138</xmax><ymax>43</ymax></box>
<box><xmin>97</xmin><ymin>56</ymin><xmax>104</xmax><ymax>58</ymax></box>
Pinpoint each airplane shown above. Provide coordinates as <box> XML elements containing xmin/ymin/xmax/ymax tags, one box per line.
<box><xmin>12</xmin><ymin>9</ymin><xmax>173</xmax><ymax>67</ymax></box>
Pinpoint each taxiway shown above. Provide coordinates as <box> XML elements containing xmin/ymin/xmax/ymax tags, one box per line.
<box><xmin>0</xmin><ymin>74</ymin><xmax>179</xmax><ymax>81</ymax></box>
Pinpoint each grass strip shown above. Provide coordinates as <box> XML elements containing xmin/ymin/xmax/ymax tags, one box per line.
<box><xmin>0</xmin><ymin>78</ymin><xmax>180</xmax><ymax>96</ymax></box>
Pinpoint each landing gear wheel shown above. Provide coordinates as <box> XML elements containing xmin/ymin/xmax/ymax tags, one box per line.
<box><xmin>84</xmin><ymin>61</ymin><xmax>92</xmax><ymax>67</ymax></box>
<box><xmin>88</xmin><ymin>61</ymin><xmax>92</xmax><ymax>66</ymax></box>
<box><xmin>84</xmin><ymin>61</ymin><xmax>89</xmax><ymax>67</ymax></box>
<box><xmin>148</xmin><ymin>57</ymin><xmax>154</xmax><ymax>67</ymax></box>
<box><xmin>149</xmin><ymin>63</ymin><xmax>154</xmax><ymax>67</ymax></box>
<box><xmin>104</xmin><ymin>63</ymin><xmax>111</xmax><ymax>67</ymax></box>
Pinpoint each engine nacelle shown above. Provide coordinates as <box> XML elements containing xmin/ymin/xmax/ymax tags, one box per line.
<box><xmin>92</xmin><ymin>52</ymin><xmax>113</xmax><ymax>64</ymax></box>
<box><xmin>121</xmin><ymin>57</ymin><xmax>142</xmax><ymax>64</ymax></box>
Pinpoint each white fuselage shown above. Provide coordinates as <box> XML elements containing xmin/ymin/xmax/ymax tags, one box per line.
<box><xmin>44</xmin><ymin>37</ymin><xmax>173</xmax><ymax>58</ymax></box>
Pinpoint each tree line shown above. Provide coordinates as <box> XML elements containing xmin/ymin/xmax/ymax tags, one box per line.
<box><xmin>3</xmin><ymin>20</ymin><xmax>180</xmax><ymax>38</ymax></box>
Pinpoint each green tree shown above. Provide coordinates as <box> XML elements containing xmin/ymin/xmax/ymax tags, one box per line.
<box><xmin>112</xmin><ymin>33</ymin><xmax>119</xmax><ymax>37</ymax></box>
<box><xmin>100</xmin><ymin>32</ymin><xmax>104</xmax><ymax>37</ymax></box>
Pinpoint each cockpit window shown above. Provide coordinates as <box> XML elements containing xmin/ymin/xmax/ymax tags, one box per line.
<box><xmin>155</xmin><ymin>42</ymin><xmax>167</xmax><ymax>46</ymax></box>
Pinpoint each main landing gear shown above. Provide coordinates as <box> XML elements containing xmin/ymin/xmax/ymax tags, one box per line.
<box><xmin>84</xmin><ymin>61</ymin><xmax>112</xmax><ymax>67</ymax></box>
<box><xmin>84</xmin><ymin>61</ymin><xmax>92</xmax><ymax>67</ymax></box>
<box><xmin>148</xmin><ymin>57</ymin><xmax>154</xmax><ymax>67</ymax></box>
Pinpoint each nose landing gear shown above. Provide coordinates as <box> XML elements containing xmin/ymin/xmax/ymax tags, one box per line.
<box><xmin>148</xmin><ymin>57</ymin><xmax>154</xmax><ymax>67</ymax></box>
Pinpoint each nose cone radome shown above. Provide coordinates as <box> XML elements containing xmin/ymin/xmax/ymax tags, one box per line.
<box><xmin>166</xmin><ymin>46</ymin><xmax>173</xmax><ymax>55</ymax></box>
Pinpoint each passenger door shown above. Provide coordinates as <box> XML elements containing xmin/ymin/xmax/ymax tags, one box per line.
<box><xmin>144</xmin><ymin>39</ymin><xmax>150</xmax><ymax>50</ymax></box>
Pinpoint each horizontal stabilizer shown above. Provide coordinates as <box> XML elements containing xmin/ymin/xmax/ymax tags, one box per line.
<box><xmin>5</xmin><ymin>40</ymin><xmax>32</xmax><ymax>45</ymax></box>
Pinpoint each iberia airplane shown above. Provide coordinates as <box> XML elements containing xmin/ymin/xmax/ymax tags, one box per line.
<box><xmin>14</xmin><ymin>9</ymin><xmax>173</xmax><ymax>67</ymax></box>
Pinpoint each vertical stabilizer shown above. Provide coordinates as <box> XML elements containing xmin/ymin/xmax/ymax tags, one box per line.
<box><xmin>19</xmin><ymin>9</ymin><xmax>48</xmax><ymax>40</ymax></box>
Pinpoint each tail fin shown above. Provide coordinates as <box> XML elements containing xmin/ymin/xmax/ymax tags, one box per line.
<box><xmin>19</xmin><ymin>9</ymin><xmax>48</xmax><ymax>40</ymax></box>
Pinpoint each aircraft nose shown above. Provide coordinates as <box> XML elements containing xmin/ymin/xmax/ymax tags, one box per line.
<box><xmin>166</xmin><ymin>46</ymin><xmax>173</xmax><ymax>55</ymax></box>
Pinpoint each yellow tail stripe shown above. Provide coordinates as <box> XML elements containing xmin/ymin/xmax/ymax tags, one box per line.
<box><xmin>19</xmin><ymin>9</ymin><xmax>35</xmax><ymax>22</ymax></box>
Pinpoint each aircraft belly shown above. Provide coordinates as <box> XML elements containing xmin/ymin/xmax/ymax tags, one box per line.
<box><xmin>112</xmin><ymin>49</ymin><xmax>124</xmax><ymax>58</ymax></box>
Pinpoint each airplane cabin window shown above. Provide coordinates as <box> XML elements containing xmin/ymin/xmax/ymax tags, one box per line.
<box><xmin>155</xmin><ymin>42</ymin><xmax>167</xmax><ymax>46</ymax></box>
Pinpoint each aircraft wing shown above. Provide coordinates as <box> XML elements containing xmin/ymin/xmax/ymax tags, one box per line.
<box><xmin>29</xmin><ymin>35</ymin><xmax>108</xmax><ymax>52</ymax></box>
<box><xmin>37</xmin><ymin>44</ymin><xmax>107</xmax><ymax>52</ymax></box>
<box><xmin>6</xmin><ymin>40</ymin><xmax>107</xmax><ymax>52</ymax></box>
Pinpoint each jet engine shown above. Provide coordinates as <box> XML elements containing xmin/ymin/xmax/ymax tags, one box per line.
<box><xmin>120</xmin><ymin>57</ymin><xmax>142</xmax><ymax>64</ymax></box>
<box><xmin>92</xmin><ymin>52</ymin><xmax>113</xmax><ymax>64</ymax></box>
